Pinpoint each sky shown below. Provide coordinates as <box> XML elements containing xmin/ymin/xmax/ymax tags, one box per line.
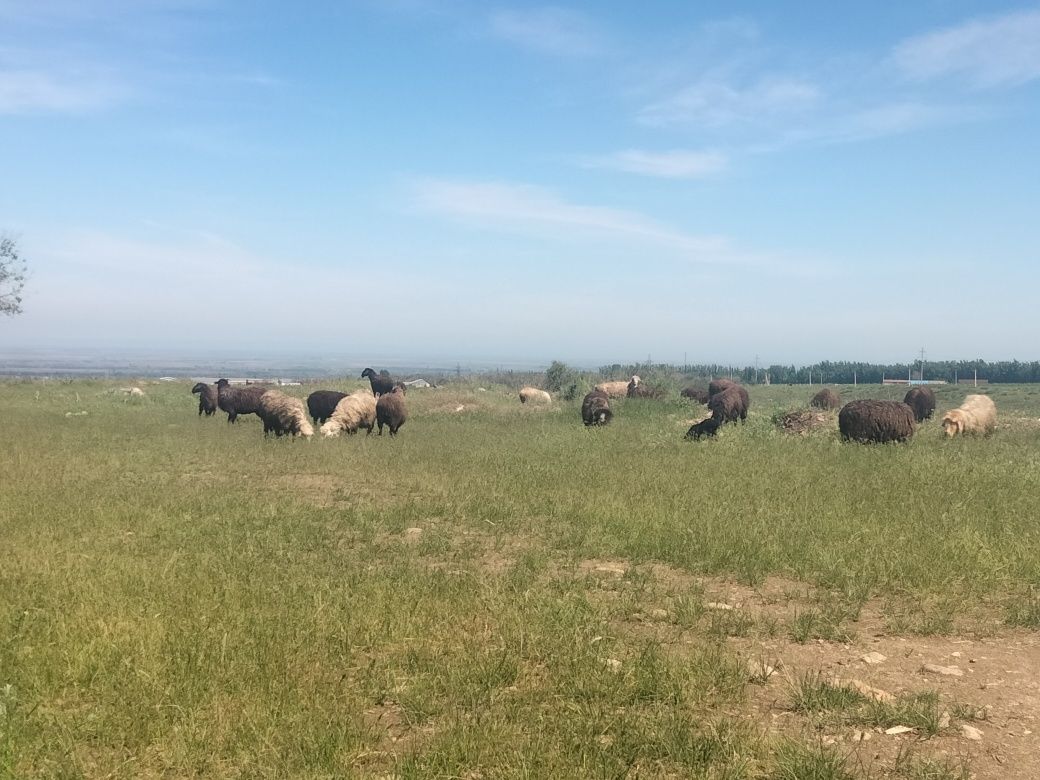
<box><xmin>1</xmin><ymin>0</ymin><xmax>1039</xmax><ymax>367</ymax></box>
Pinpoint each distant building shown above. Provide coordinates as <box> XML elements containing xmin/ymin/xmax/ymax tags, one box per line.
<box><xmin>958</xmin><ymin>378</ymin><xmax>989</xmax><ymax>385</ymax></box>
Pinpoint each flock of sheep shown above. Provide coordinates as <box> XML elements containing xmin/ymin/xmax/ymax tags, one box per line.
<box><xmin>522</xmin><ymin>374</ymin><xmax>997</xmax><ymax>444</ymax></box>
<box><xmin>190</xmin><ymin>368</ymin><xmax>408</xmax><ymax>439</ymax></box>
<box><xmin>188</xmin><ymin>366</ymin><xmax>996</xmax><ymax>445</ymax></box>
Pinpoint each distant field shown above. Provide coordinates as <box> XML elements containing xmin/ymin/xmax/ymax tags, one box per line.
<box><xmin>2</xmin><ymin>378</ymin><xmax>1039</xmax><ymax>778</ymax></box>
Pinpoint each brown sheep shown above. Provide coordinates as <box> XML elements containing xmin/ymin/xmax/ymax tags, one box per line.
<box><xmin>680</xmin><ymin>386</ymin><xmax>710</xmax><ymax>404</ymax></box>
<box><xmin>903</xmin><ymin>387</ymin><xmax>937</xmax><ymax>423</ymax></box>
<box><xmin>708</xmin><ymin>378</ymin><xmax>737</xmax><ymax>397</ymax></box>
<box><xmin>215</xmin><ymin>379</ymin><xmax>267</xmax><ymax>423</ymax></box>
<box><xmin>709</xmin><ymin>385</ymin><xmax>749</xmax><ymax>423</ymax></box>
<box><xmin>810</xmin><ymin>388</ymin><xmax>841</xmax><ymax>411</ymax></box>
<box><xmin>838</xmin><ymin>400</ymin><xmax>915</xmax><ymax>443</ymax></box>
<box><xmin>376</xmin><ymin>385</ymin><xmax>408</xmax><ymax>436</ymax></box>
<box><xmin>191</xmin><ymin>382</ymin><xmax>218</xmax><ymax>416</ymax></box>
<box><xmin>941</xmin><ymin>394</ymin><xmax>996</xmax><ymax>438</ymax></box>
<box><xmin>581</xmin><ymin>389</ymin><xmax>612</xmax><ymax>426</ymax></box>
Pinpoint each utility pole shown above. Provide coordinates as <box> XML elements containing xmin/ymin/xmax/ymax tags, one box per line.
<box><xmin>754</xmin><ymin>355</ymin><xmax>759</xmax><ymax>384</ymax></box>
<box><xmin>919</xmin><ymin>348</ymin><xmax>926</xmax><ymax>382</ymax></box>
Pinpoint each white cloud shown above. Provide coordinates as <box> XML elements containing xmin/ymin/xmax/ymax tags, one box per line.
<box><xmin>639</xmin><ymin>75</ymin><xmax>820</xmax><ymax>127</ymax></box>
<box><xmin>0</xmin><ymin>68</ymin><xmax>126</xmax><ymax>113</ymax></box>
<box><xmin>488</xmin><ymin>7</ymin><xmax>602</xmax><ymax>57</ymax></box>
<box><xmin>892</xmin><ymin>9</ymin><xmax>1040</xmax><ymax>88</ymax></box>
<box><xmin>579</xmin><ymin>149</ymin><xmax>728</xmax><ymax>179</ymax></box>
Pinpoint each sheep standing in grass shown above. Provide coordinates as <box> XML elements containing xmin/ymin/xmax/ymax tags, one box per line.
<box><xmin>361</xmin><ymin>368</ymin><xmax>395</xmax><ymax>397</ymax></box>
<box><xmin>942</xmin><ymin>394</ymin><xmax>996</xmax><ymax>438</ymax></box>
<box><xmin>191</xmin><ymin>382</ymin><xmax>218</xmax><ymax>416</ymax></box>
<box><xmin>595</xmin><ymin>376</ymin><xmax>638</xmax><ymax>399</ymax></box>
<box><xmin>581</xmin><ymin>389</ymin><xmax>612</xmax><ymax>426</ymax></box>
<box><xmin>627</xmin><ymin>378</ymin><xmax>665</xmax><ymax>398</ymax></box>
<box><xmin>903</xmin><ymin>387</ymin><xmax>937</xmax><ymax>423</ymax></box>
<box><xmin>258</xmin><ymin>390</ymin><xmax>314</xmax><ymax>438</ymax></box>
<box><xmin>519</xmin><ymin>387</ymin><xmax>551</xmax><ymax>404</ymax></box>
<box><xmin>307</xmin><ymin>390</ymin><xmax>347</xmax><ymax>424</ymax></box>
<box><xmin>709</xmin><ymin>385</ymin><xmax>749</xmax><ymax>423</ymax></box>
<box><xmin>708</xmin><ymin>378</ymin><xmax>736</xmax><ymax>397</ymax></box>
<box><xmin>376</xmin><ymin>385</ymin><xmax>408</xmax><ymax>436</ymax></box>
<box><xmin>681</xmin><ymin>386</ymin><xmax>709</xmax><ymax>404</ymax></box>
<box><xmin>320</xmin><ymin>391</ymin><xmax>377</xmax><ymax>437</ymax></box>
<box><xmin>810</xmin><ymin>388</ymin><xmax>841</xmax><ymax>411</ymax></box>
<box><xmin>838</xmin><ymin>399</ymin><xmax>916</xmax><ymax>443</ymax></box>
<box><xmin>215</xmin><ymin>379</ymin><xmax>267</xmax><ymax>423</ymax></box>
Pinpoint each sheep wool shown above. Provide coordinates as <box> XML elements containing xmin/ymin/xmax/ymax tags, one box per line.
<box><xmin>321</xmin><ymin>391</ymin><xmax>378</xmax><ymax>437</ymax></box>
<box><xmin>839</xmin><ymin>399</ymin><xmax>916</xmax><ymax>444</ymax></box>
<box><xmin>258</xmin><ymin>391</ymin><xmax>314</xmax><ymax>438</ymax></box>
<box><xmin>519</xmin><ymin>387</ymin><xmax>552</xmax><ymax>404</ymax></box>
<box><xmin>942</xmin><ymin>394</ymin><xmax>996</xmax><ymax>438</ymax></box>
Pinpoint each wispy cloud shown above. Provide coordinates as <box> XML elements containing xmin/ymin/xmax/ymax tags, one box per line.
<box><xmin>638</xmin><ymin>75</ymin><xmax>820</xmax><ymax>128</ymax></box>
<box><xmin>579</xmin><ymin>148</ymin><xmax>728</xmax><ymax>179</ymax></box>
<box><xmin>0</xmin><ymin>68</ymin><xmax>127</xmax><ymax>114</ymax></box>
<box><xmin>892</xmin><ymin>9</ymin><xmax>1040</xmax><ymax>88</ymax></box>
<box><xmin>488</xmin><ymin>7</ymin><xmax>603</xmax><ymax>57</ymax></box>
<box><xmin>412</xmin><ymin>178</ymin><xmax>728</xmax><ymax>256</ymax></box>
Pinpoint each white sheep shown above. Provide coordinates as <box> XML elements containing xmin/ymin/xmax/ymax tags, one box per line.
<box><xmin>320</xmin><ymin>391</ymin><xmax>377</xmax><ymax>437</ymax></box>
<box><xmin>258</xmin><ymin>390</ymin><xmax>314</xmax><ymax>438</ymax></box>
<box><xmin>942</xmin><ymin>394</ymin><xmax>996</xmax><ymax>438</ymax></box>
<box><xmin>518</xmin><ymin>387</ymin><xmax>551</xmax><ymax>404</ymax></box>
<box><xmin>594</xmin><ymin>376</ymin><xmax>639</xmax><ymax>399</ymax></box>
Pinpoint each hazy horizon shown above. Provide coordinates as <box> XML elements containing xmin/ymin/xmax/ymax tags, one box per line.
<box><xmin>2</xmin><ymin>2</ymin><xmax>1039</xmax><ymax>361</ymax></box>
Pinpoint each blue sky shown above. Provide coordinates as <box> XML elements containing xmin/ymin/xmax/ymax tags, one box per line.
<box><xmin>1</xmin><ymin>0</ymin><xmax>1038</xmax><ymax>366</ymax></box>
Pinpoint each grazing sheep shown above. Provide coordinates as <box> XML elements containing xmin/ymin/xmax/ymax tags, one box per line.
<box><xmin>215</xmin><ymin>379</ymin><xmax>267</xmax><ymax>423</ymax></box>
<box><xmin>191</xmin><ymin>382</ymin><xmax>219</xmax><ymax>416</ymax></box>
<box><xmin>685</xmin><ymin>414</ymin><xmax>723</xmax><ymax>440</ymax></box>
<box><xmin>810</xmin><ymin>388</ymin><xmax>842</xmax><ymax>411</ymax></box>
<box><xmin>903</xmin><ymin>387</ymin><xmax>937</xmax><ymax>423</ymax></box>
<box><xmin>709</xmin><ymin>385</ymin><xmax>749</xmax><ymax>423</ymax></box>
<box><xmin>708</xmin><ymin>378</ymin><xmax>737</xmax><ymax>397</ymax></box>
<box><xmin>627</xmin><ymin>377</ymin><xmax>665</xmax><ymax>398</ymax></box>
<box><xmin>258</xmin><ymin>390</ymin><xmax>314</xmax><ymax>438</ymax></box>
<box><xmin>838</xmin><ymin>399</ymin><xmax>916</xmax><ymax>444</ymax></box>
<box><xmin>581</xmin><ymin>389</ymin><xmax>612</xmax><ymax>426</ymax></box>
<box><xmin>942</xmin><ymin>394</ymin><xmax>996</xmax><ymax>438</ymax></box>
<box><xmin>680</xmin><ymin>386</ymin><xmax>710</xmax><ymax>404</ymax></box>
<box><xmin>376</xmin><ymin>385</ymin><xmax>408</xmax><ymax>436</ymax></box>
<box><xmin>307</xmin><ymin>390</ymin><xmax>347</xmax><ymax>424</ymax></box>
<box><xmin>595</xmin><ymin>376</ymin><xmax>639</xmax><ymax>399</ymax></box>
<box><xmin>361</xmin><ymin>368</ymin><xmax>395</xmax><ymax>397</ymax></box>
<box><xmin>519</xmin><ymin>387</ymin><xmax>552</xmax><ymax>404</ymax></box>
<box><xmin>320</xmin><ymin>391</ymin><xmax>377</xmax><ymax>437</ymax></box>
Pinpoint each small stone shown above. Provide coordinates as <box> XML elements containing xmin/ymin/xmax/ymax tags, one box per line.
<box><xmin>705</xmin><ymin>601</ymin><xmax>734</xmax><ymax>611</ymax></box>
<box><xmin>951</xmin><ymin>651</ymin><xmax>962</xmax><ymax>658</ymax></box>
<box><xmin>604</xmin><ymin>658</ymin><xmax>622</xmax><ymax>673</ymax></box>
<box><xmin>861</xmin><ymin>652</ymin><xmax>887</xmax><ymax>665</ymax></box>
<box><xmin>851</xmin><ymin>730</ymin><xmax>872</xmax><ymax>742</ymax></box>
<box><xmin>593</xmin><ymin>564</ymin><xmax>627</xmax><ymax>577</ymax></box>
<box><xmin>939</xmin><ymin>711</ymin><xmax>951</xmax><ymax>729</ymax></box>
<box><xmin>404</xmin><ymin>527</ymin><xmax>423</xmax><ymax>538</ymax></box>
<box><xmin>845</xmin><ymin>679</ymin><xmax>895</xmax><ymax>703</ymax></box>
<box><xmin>922</xmin><ymin>663</ymin><xmax>964</xmax><ymax>677</ymax></box>
<box><xmin>885</xmin><ymin>725</ymin><xmax>914</xmax><ymax>735</ymax></box>
<box><xmin>961</xmin><ymin>725</ymin><xmax>983</xmax><ymax>741</ymax></box>
<box><xmin>747</xmin><ymin>659</ymin><xmax>778</xmax><ymax>681</ymax></box>
<box><xmin>648</xmin><ymin>608</ymin><xmax>669</xmax><ymax>621</ymax></box>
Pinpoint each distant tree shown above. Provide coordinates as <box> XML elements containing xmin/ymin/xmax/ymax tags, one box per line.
<box><xmin>543</xmin><ymin>360</ymin><xmax>574</xmax><ymax>393</ymax></box>
<box><xmin>1</xmin><ymin>235</ymin><xmax>27</xmax><ymax>316</ymax></box>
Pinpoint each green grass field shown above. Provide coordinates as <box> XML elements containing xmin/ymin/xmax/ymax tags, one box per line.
<box><xmin>2</xmin><ymin>379</ymin><xmax>1039</xmax><ymax>778</ymax></box>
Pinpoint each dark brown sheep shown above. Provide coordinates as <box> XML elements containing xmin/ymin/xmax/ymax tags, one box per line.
<box><xmin>361</xmin><ymin>368</ymin><xmax>395</xmax><ymax>397</ymax></box>
<box><xmin>685</xmin><ymin>415</ymin><xmax>723</xmax><ymax>440</ymax></box>
<box><xmin>709</xmin><ymin>385</ymin><xmax>749</xmax><ymax>423</ymax></box>
<box><xmin>680</xmin><ymin>386</ymin><xmax>710</xmax><ymax>404</ymax></box>
<box><xmin>838</xmin><ymin>400</ymin><xmax>916</xmax><ymax>443</ymax></box>
<box><xmin>810</xmin><ymin>388</ymin><xmax>841</xmax><ymax>411</ymax></box>
<box><xmin>581</xmin><ymin>389</ymin><xmax>612</xmax><ymax>426</ymax></box>
<box><xmin>903</xmin><ymin>387</ymin><xmax>936</xmax><ymax>423</ymax></box>
<box><xmin>376</xmin><ymin>385</ymin><xmax>408</xmax><ymax>436</ymax></box>
<box><xmin>708</xmin><ymin>378</ymin><xmax>737</xmax><ymax>397</ymax></box>
<box><xmin>307</xmin><ymin>390</ymin><xmax>347</xmax><ymax>424</ymax></box>
<box><xmin>191</xmin><ymin>382</ymin><xmax>218</xmax><ymax>416</ymax></box>
<box><xmin>215</xmin><ymin>379</ymin><xmax>267</xmax><ymax>423</ymax></box>
<box><xmin>627</xmin><ymin>381</ymin><xmax>665</xmax><ymax>399</ymax></box>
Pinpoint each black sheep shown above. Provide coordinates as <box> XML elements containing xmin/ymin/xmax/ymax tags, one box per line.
<box><xmin>903</xmin><ymin>387</ymin><xmax>936</xmax><ymax>423</ymax></box>
<box><xmin>191</xmin><ymin>382</ymin><xmax>218</xmax><ymax>416</ymax></box>
<box><xmin>838</xmin><ymin>399</ymin><xmax>916</xmax><ymax>443</ymax></box>
<box><xmin>215</xmin><ymin>378</ymin><xmax>267</xmax><ymax>423</ymax></box>
<box><xmin>685</xmin><ymin>415</ymin><xmax>723</xmax><ymax>440</ymax></box>
<box><xmin>361</xmin><ymin>367</ymin><xmax>395</xmax><ymax>397</ymax></box>
<box><xmin>307</xmin><ymin>390</ymin><xmax>348</xmax><ymax>424</ymax></box>
<box><xmin>581</xmin><ymin>389</ymin><xmax>612</xmax><ymax>426</ymax></box>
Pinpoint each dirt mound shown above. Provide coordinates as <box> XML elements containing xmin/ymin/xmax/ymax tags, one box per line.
<box><xmin>775</xmin><ymin>409</ymin><xmax>833</xmax><ymax>435</ymax></box>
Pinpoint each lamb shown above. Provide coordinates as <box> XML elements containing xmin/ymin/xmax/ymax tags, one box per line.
<box><xmin>361</xmin><ymin>368</ymin><xmax>395</xmax><ymax>397</ymax></box>
<box><xmin>838</xmin><ymin>399</ymin><xmax>916</xmax><ymax>444</ymax></box>
<box><xmin>685</xmin><ymin>414</ymin><xmax>723</xmax><ymax>440</ymax></box>
<box><xmin>903</xmin><ymin>387</ymin><xmax>937</xmax><ymax>423</ymax></box>
<box><xmin>191</xmin><ymin>382</ymin><xmax>219</xmax><ymax>416</ymax></box>
<box><xmin>215</xmin><ymin>378</ymin><xmax>267</xmax><ymax>423</ymax></box>
<box><xmin>376</xmin><ymin>385</ymin><xmax>408</xmax><ymax>436</ymax></box>
<box><xmin>708</xmin><ymin>385</ymin><xmax>749</xmax><ymax>423</ymax></box>
<box><xmin>307</xmin><ymin>390</ymin><xmax>347</xmax><ymax>424</ymax></box>
<box><xmin>595</xmin><ymin>376</ymin><xmax>639</xmax><ymax>399</ymax></box>
<box><xmin>941</xmin><ymin>394</ymin><xmax>996</xmax><ymax>438</ymax></box>
<box><xmin>680</xmin><ymin>386</ymin><xmax>710</xmax><ymax>404</ymax></box>
<box><xmin>810</xmin><ymin>388</ymin><xmax>841</xmax><ymax>411</ymax></box>
<box><xmin>581</xmin><ymin>389</ymin><xmax>612</xmax><ymax>426</ymax></box>
<box><xmin>257</xmin><ymin>390</ymin><xmax>314</xmax><ymax>438</ymax></box>
<box><xmin>320</xmin><ymin>391</ymin><xmax>377</xmax><ymax>437</ymax></box>
<box><xmin>519</xmin><ymin>387</ymin><xmax>552</xmax><ymax>404</ymax></box>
